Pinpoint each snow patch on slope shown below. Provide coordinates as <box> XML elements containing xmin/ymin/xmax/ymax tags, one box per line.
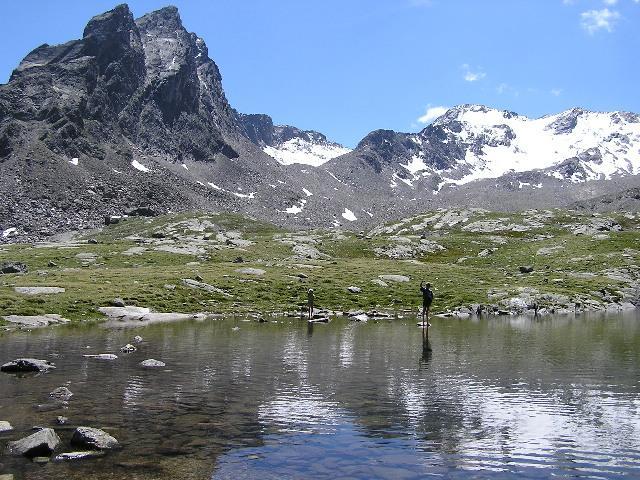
<box><xmin>265</xmin><ymin>138</ymin><xmax>351</xmax><ymax>167</ymax></box>
<box><xmin>131</xmin><ymin>160</ymin><xmax>150</xmax><ymax>173</ymax></box>
<box><xmin>342</xmin><ymin>209</ymin><xmax>357</xmax><ymax>222</ymax></box>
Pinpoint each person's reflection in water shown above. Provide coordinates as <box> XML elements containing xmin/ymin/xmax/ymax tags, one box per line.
<box><xmin>420</xmin><ymin>326</ymin><xmax>432</xmax><ymax>367</ymax></box>
<box><xmin>307</xmin><ymin>321</ymin><xmax>314</xmax><ymax>337</ymax></box>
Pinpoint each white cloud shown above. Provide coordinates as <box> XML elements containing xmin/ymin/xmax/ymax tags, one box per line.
<box><xmin>461</xmin><ymin>64</ymin><xmax>486</xmax><ymax>82</ymax></box>
<box><xmin>417</xmin><ymin>105</ymin><xmax>448</xmax><ymax>124</ymax></box>
<box><xmin>603</xmin><ymin>0</ymin><xmax>618</xmax><ymax>5</ymax></box>
<box><xmin>580</xmin><ymin>8</ymin><xmax>620</xmax><ymax>34</ymax></box>
<box><xmin>551</xmin><ymin>88</ymin><xmax>563</xmax><ymax>97</ymax></box>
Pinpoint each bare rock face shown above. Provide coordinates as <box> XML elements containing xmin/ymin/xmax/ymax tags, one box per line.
<box><xmin>1</xmin><ymin>358</ymin><xmax>56</xmax><ymax>373</ymax></box>
<box><xmin>5</xmin><ymin>428</ymin><xmax>60</xmax><ymax>457</ymax></box>
<box><xmin>71</xmin><ymin>427</ymin><xmax>120</xmax><ymax>450</ymax></box>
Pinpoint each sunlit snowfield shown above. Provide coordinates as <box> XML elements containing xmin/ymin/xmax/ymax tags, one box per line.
<box><xmin>1</xmin><ymin>313</ymin><xmax>639</xmax><ymax>479</ymax></box>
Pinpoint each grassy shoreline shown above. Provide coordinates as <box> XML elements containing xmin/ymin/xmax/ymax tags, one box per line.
<box><xmin>1</xmin><ymin>209</ymin><xmax>639</xmax><ymax>326</ymax></box>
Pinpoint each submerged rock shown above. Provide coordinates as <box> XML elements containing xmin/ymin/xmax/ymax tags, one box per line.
<box><xmin>140</xmin><ymin>359</ymin><xmax>166</xmax><ymax>368</ymax></box>
<box><xmin>0</xmin><ymin>420</ymin><xmax>13</xmax><ymax>432</ymax></box>
<box><xmin>1</xmin><ymin>358</ymin><xmax>56</xmax><ymax>373</ymax></box>
<box><xmin>5</xmin><ymin>428</ymin><xmax>60</xmax><ymax>457</ymax></box>
<box><xmin>71</xmin><ymin>427</ymin><xmax>119</xmax><ymax>450</ymax></box>
<box><xmin>54</xmin><ymin>451</ymin><xmax>106</xmax><ymax>462</ymax></box>
<box><xmin>120</xmin><ymin>344</ymin><xmax>136</xmax><ymax>353</ymax></box>
<box><xmin>133</xmin><ymin>335</ymin><xmax>143</xmax><ymax>343</ymax></box>
<box><xmin>83</xmin><ymin>354</ymin><xmax>118</xmax><ymax>361</ymax></box>
<box><xmin>49</xmin><ymin>387</ymin><xmax>73</xmax><ymax>401</ymax></box>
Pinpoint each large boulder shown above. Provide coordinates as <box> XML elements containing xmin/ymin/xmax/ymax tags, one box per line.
<box><xmin>1</xmin><ymin>358</ymin><xmax>56</xmax><ymax>373</ymax></box>
<box><xmin>71</xmin><ymin>427</ymin><xmax>120</xmax><ymax>450</ymax></box>
<box><xmin>5</xmin><ymin>428</ymin><xmax>60</xmax><ymax>457</ymax></box>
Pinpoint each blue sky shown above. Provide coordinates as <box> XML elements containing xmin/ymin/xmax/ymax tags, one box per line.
<box><xmin>1</xmin><ymin>0</ymin><xmax>638</xmax><ymax>147</ymax></box>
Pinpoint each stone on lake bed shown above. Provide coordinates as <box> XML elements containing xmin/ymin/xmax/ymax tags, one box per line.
<box><xmin>133</xmin><ymin>335</ymin><xmax>143</xmax><ymax>343</ymax></box>
<box><xmin>71</xmin><ymin>427</ymin><xmax>120</xmax><ymax>450</ymax></box>
<box><xmin>14</xmin><ymin>286</ymin><xmax>65</xmax><ymax>295</ymax></box>
<box><xmin>140</xmin><ymin>359</ymin><xmax>166</xmax><ymax>368</ymax></box>
<box><xmin>5</xmin><ymin>428</ymin><xmax>60</xmax><ymax>457</ymax></box>
<box><xmin>2</xmin><ymin>314</ymin><xmax>70</xmax><ymax>328</ymax></box>
<box><xmin>49</xmin><ymin>386</ymin><xmax>73</xmax><ymax>401</ymax></box>
<box><xmin>235</xmin><ymin>267</ymin><xmax>266</xmax><ymax>276</ymax></box>
<box><xmin>1</xmin><ymin>358</ymin><xmax>56</xmax><ymax>373</ymax></box>
<box><xmin>378</xmin><ymin>274</ymin><xmax>410</xmax><ymax>283</ymax></box>
<box><xmin>54</xmin><ymin>450</ymin><xmax>105</xmax><ymax>462</ymax></box>
<box><xmin>308</xmin><ymin>317</ymin><xmax>329</xmax><ymax>324</ymax></box>
<box><xmin>0</xmin><ymin>420</ymin><xmax>13</xmax><ymax>432</ymax></box>
<box><xmin>83</xmin><ymin>354</ymin><xmax>118</xmax><ymax>361</ymax></box>
<box><xmin>120</xmin><ymin>344</ymin><xmax>136</xmax><ymax>353</ymax></box>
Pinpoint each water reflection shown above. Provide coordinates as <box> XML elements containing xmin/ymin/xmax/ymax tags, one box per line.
<box><xmin>0</xmin><ymin>312</ymin><xmax>638</xmax><ymax>479</ymax></box>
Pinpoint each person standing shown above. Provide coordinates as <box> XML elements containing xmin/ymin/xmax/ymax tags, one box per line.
<box><xmin>307</xmin><ymin>288</ymin><xmax>315</xmax><ymax>320</ymax></box>
<box><xmin>420</xmin><ymin>281</ymin><xmax>433</xmax><ymax>327</ymax></box>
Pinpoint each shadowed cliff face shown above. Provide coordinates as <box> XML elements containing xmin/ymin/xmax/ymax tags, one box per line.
<box><xmin>0</xmin><ymin>4</ymin><xmax>239</xmax><ymax>163</ymax></box>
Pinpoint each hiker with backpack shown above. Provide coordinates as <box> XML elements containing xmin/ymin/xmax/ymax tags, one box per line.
<box><xmin>420</xmin><ymin>281</ymin><xmax>433</xmax><ymax>327</ymax></box>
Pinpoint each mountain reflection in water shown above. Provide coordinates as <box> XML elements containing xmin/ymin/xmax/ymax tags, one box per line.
<box><xmin>0</xmin><ymin>313</ymin><xmax>638</xmax><ymax>479</ymax></box>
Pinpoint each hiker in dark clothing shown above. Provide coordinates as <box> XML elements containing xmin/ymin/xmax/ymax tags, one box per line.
<box><xmin>420</xmin><ymin>281</ymin><xmax>433</xmax><ymax>327</ymax></box>
<box><xmin>307</xmin><ymin>288</ymin><xmax>314</xmax><ymax>320</ymax></box>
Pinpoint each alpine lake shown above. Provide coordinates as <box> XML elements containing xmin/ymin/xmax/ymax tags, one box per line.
<box><xmin>0</xmin><ymin>311</ymin><xmax>639</xmax><ymax>480</ymax></box>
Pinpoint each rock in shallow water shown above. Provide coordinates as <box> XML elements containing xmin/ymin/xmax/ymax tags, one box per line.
<box><xmin>140</xmin><ymin>359</ymin><xmax>166</xmax><ymax>368</ymax></box>
<box><xmin>49</xmin><ymin>386</ymin><xmax>73</xmax><ymax>401</ymax></box>
<box><xmin>5</xmin><ymin>428</ymin><xmax>60</xmax><ymax>457</ymax></box>
<box><xmin>0</xmin><ymin>421</ymin><xmax>13</xmax><ymax>432</ymax></box>
<box><xmin>1</xmin><ymin>358</ymin><xmax>56</xmax><ymax>373</ymax></box>
<box><xmin>54</xmin><ymin>451</ymin><xmax>105</xmax><ymax>462</ymax></box>
<box><xmin>71</xmin><ymin>427</ymin><xmax>119</xmax><ymax>450</ymax></box>
<box><xmin>83</xmin><ymin>354</ymin><xmax>118</xmax><ymax>361</ymax></box>
<box><xmin>120</xmin><ymin>344</ymin><xmax>136</xmax><ymax>353</ymax></box>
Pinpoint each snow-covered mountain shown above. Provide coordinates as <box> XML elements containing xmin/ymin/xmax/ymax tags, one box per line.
<box><xmin>423</xmin><ymin>105</ymin><xmax>640</xmax><ymax>186</ymax></box>
<box><xmin>325</xmin><ymin>104</ymin><xmax>640</xmax><ymax>197</ymax></box>
<box><xmin>240</xmin><ymin>113</ymin><xmax>350</xmax><ymax>166</ymax></box>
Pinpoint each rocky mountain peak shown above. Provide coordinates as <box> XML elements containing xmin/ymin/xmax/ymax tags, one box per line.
<box><xmin>82</xmin><ymin>4</ymin><xmax>135</xmax><ymax>40</ymax></box>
